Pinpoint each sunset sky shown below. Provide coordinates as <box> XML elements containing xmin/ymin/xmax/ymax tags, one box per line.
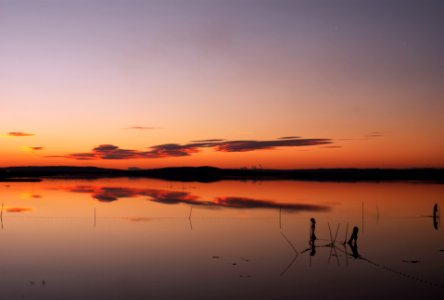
<box><xmin>1</xmin><ymin>0</ymin><xmax>443</xmax><ymax>169</ymax></box>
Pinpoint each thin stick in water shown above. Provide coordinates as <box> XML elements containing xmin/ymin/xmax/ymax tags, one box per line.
<box><xmin>280</xmin><ymin>231</ymin><xmax>298</xmax><ymax>255</ymax></box>
<box><xmin>362</xmin><ymin>201</ymin><xmax>365</xmax><ymax>234</ymax></box>
<box><xmin>189</xmin><ymin>206</ymin><xmax>193</xmax><ymax>231</ymax></box>
<box><xmin>328</xmin><ymin>222</ymin><xmax>333</xmax><ymax>242</ymax></box>
<box><xmin>1</xmin><ymin>202</ymin><xmax>3</xmax><ymax>230</ymax></box>
<box><xmin>376</xmin><ymin>205</ymin><xmax>380</xmax><ymax>224</ymax></box>
<box><xmin>334</xmin><ymin>223</ymin><xmax>340</xmax><ymax>243</ymax></box>
<box><xmin>280</xmin><ymin>254</ymin><xmax>298</xmax><ymax>277</ymax></box>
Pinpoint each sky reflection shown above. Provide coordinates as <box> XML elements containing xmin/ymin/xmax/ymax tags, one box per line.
<box><xmin>52</xmin><ymin>184</ymin><xmax>330</xmax><ymax>212</ymax></box>
<box><xmin>0</xmin><ymin>178</ymin><xmax>443</xmax><ymax>300</ymax></box>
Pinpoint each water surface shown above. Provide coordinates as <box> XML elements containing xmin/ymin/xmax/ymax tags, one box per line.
<box><xmin>1</xmin><ymin>179</ymin><xmax>443</xmax><ymax>299</ymax></box>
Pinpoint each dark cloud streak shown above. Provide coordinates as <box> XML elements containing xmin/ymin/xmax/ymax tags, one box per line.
<box><xmin>5</xmin><ymin>132</ymin><xmax>35</xmax><ymax>137</ymax></box>
<box><xmin>213</xmin><ymin>138</ymin><xmax>330</xmax><ymax>152</ymax></box>
<box><xmin>61</xmin><ymin>136</ymin><xmax>333</xmax><ymax>160</ymax></box>
<box><xmin>365</xmin><ymin>132</ymin><xmax>384</xmax><ymax>138</ymax></box>
<box><xmin>191</xmin><ymin>139</ymin><xmax>225</xmax><ymax>143</ymax></box>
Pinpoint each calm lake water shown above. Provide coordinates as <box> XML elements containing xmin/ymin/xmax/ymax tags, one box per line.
<box><xmin>0</xmin><ymin>178</ymin><xmax>443</xmax><ymax>299</ymax></box>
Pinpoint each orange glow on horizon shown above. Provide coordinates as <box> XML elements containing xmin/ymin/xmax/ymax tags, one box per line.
<box><xmin>1</xmin><ymin>3</ymin><xmax>443</xmax><ymax>169</ymax></box>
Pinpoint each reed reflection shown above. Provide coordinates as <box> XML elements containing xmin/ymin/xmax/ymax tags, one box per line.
<box><xmin>433</xmin><ymin>204</ymin><xmax>439</xmax><ymax>230</ymax></box>
<box><xmin>302</xmin><ymin>218</ymin><xmax>317</xmax><ymax>257</ymax></box>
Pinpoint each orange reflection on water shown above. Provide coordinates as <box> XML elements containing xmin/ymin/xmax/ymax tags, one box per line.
<box><xmin>5</xmin><ymin>206</ymin><xmax>34</xmax><ymax>213</ymax></box>
<box><xmin>0</xmin><ymin>178</ymin><xmax>443</xmax><ymax>300</ymax></box>
<box><xmin>2</xmin><ymin>179</ymin><xmax>443</xmax><ymax>221</ymax></box>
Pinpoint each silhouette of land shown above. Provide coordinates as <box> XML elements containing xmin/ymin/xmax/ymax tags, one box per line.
<box><xmin>1</xmin><ymin>166</ymin><xmax>444</xmax><ymax>183</ymax></box>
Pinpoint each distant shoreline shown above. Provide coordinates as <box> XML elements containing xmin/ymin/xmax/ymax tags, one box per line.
<box><xmin>1</xmin><ymin>166</ymin><xmax>444</xmax><ymax>183</ymax></box>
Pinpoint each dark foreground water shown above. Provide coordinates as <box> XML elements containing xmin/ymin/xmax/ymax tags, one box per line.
<box><xmin>0</xmin><ymin>178</ymin><xmax>443</xmax><ymax>299</ymax></box>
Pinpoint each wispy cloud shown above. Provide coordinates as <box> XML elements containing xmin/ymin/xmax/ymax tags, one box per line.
<box><xmin>1</xmin><ymin>132</ymin><xmax>35</xmax><ymax>137</ymax></box>
<box><xmin>338</xmin><ymin>131</ymin><xmax>385</xmax><ymax>141</ymax></box>
<box><xmin>125</xmin><ymin>126</ymin><xmax>161</xmax><ymax>130</ymax></box>
<box><xmin>59</xmin><ymin>136</ymin><xmax>332</xmax><ymax>160</ymax></box>
<box><xmin>277</xmin><ymin>136</ymin><xmax>300</xmax><ymax>140</ymax></box>
<box><xmin>365</xmin><ymin>131</ymin><xmax>384</xmax><ymax>138</ymax></box>
<box><xmin>191</xmin><ymin>139</ymin><xmax>225</xmax><ymax>143</ymax></box>
<box><xmin>21</xmin><ymin>146</ymin><xmax>44</xmax><ymax>152</ymax></box>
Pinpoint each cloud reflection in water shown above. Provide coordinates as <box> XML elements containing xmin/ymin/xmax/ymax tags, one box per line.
<box><xmin>54</xmin><ymin>185</ymin><xmax>330</xmax><ymax>212</ymax></box>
